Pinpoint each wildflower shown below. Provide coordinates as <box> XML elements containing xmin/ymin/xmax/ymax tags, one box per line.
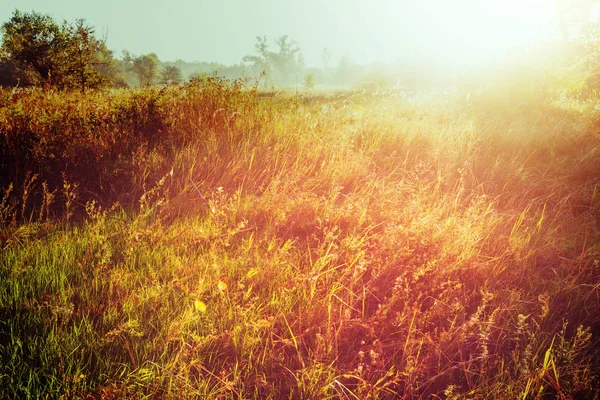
<box><xmin>218</xmin><ymin>280</ymin><xmax>228</xmax><ymax>292</ymax></box>
<box><xmin>194</xmin><ymin>300</ymin><xmax>207</xmax><ymax>313</ymax></box>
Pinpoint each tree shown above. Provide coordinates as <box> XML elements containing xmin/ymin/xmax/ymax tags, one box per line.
<box><xmin>335</xmin><ymin>55</ymin><xmax>354</xmax><ymax>85</ymax></box>
<box><xmin>304</xmin><ymin>73</ymin><xmax>316</xmax><ymax>89</ymax></box>
<box><xmin>295</xmin><ymin>52</ymin><xmax>305</xmax><ymax>80</ymax></box>
<box><xmin>271</xmin><ymin>35</ymin><xmax>300</xmax><ymax>83</ymax></box>
<box><xmin>132</xmin><ymin>53</ymin><xmax>159</xmax><ymax>86</ymax></box>
<box><xmin>117</xmin><ymin>51</ymin><xmax>137</xmax><ymax>86</ymax></box>
<box><xmin>62</xmin><ymin>19</ymin><xmax>107</xmax><ymax>92</ymax></box>
<box><xmin>1</xmin><ymin>10</ymin><xmax>65</xmax><ymax>86</ymax></box>
<box><xmin>321</xmin><ymin>47</ymin><xmax>332</xmax><ymax>71</ymax></box>
<box><xmin>243</xmin><ymin>36</ymin><xmax>272</xmax><ymax>76</ymax></box>
<box><xmin>159</xmin><ymin>65</ymin><xmax>183</xmax><ymax>84</ymax></box>
<box><xmin>94</xmin><ymin>45</ymin><xmax>128</xmax><ymax>88</ymax></box>
<box><xmin>1</xmin><ymin>10</ymin><xmax>116</xmax><ymax>90</ymax></box>
<box><xmin>243</xmin><ymin>35</ymin><xmax>301</xmax><ymax>84</ymax></box>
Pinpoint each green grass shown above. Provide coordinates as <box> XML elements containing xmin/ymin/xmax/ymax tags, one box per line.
<box><xmin>1</xmin><ymin>80</ymin><xmax>599</xmax><ymax>398</ymax></box>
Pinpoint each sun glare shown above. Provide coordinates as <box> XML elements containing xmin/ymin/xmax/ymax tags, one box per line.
<box><xmin>370</xmin><ymin>0</ymin><xmax>559</xmax><ymax>68</ymax></box>
<box><xmin>435</xmin><ymin>0</ymin><xmax>557</xmax><ymax>66</ymax></box>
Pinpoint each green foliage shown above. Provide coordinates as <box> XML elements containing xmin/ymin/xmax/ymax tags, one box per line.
<box><xmin>132</xmin><ymin>53</ymin><xmax>160</xmax><ymax>87</ymax></box>
<box><xmin>0</xmin><ymin>10</ymin><xmax>64</xmax><ymax>86</ymax></box>
<box><xmin>62</xmin><ymin>19</ymin><xmax>109</xmax><ymax>92</ymax></box>
<box><xmin>95</xmin><ymin>46</ymin><xmax>129</xmax><ymax>88</ymax></box>
<box><xmin>159</xmin><ymin>65</ymin><xmax>183</xmax><ymax>85</ymax></box>
<box><xmin>304</xmin><ymin>72</ymin><xmax>316</xmax><ymax>89</ymax></box>
<box><xmin>0</xmin><ymin>10</ymin><xmax>117</xmax><ymax>91</ymax></box>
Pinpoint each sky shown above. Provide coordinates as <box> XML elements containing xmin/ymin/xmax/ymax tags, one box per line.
<box><xmin>0</xmin><ymin>0</ymin><xmax>565</xmax><ymax>69</ymax></box>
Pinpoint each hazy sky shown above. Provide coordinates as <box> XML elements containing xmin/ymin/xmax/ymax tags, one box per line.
<box><xmin>0</xmin><ymin>0</ymin><xmax>561</xmax><ymax>68</ymax></box>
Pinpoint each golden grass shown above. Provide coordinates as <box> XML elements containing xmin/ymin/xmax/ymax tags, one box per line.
<box><xmin>0</xmin><ymin>79</ymin><xmax>599</xmax><ymax>398</ymax></box>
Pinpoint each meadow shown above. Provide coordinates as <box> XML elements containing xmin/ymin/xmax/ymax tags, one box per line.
<box><xmin>0</xmin><ymin>76</ymin><xmax>599</xmax><ymax>398</ymax></box>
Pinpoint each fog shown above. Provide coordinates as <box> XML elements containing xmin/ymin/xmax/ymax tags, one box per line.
<box><xmin>0</xmin><ymin>0</ymin><xmax>563</xmax><ymax>69</ymax></box>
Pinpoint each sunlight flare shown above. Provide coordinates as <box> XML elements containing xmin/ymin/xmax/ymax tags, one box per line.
<box><xmin>367</xmin><ymin>0</ymin><xmax>559</xmax><ymax>68</ymax></box>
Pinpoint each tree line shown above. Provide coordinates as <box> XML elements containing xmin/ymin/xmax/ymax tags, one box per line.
<box><xmin>0</xmin><ymin>10</ymin><xmax>319</xmax><ymax>91</ymax></box>
<box><xmin>8</xmin><ymin>8</ymin><xmax>597</xmax><ymax>93</ymax></box>
<box><xmin>0</xmin><ymin>10</ymin><xmax>191</xmax><ymax>90</ymax></box>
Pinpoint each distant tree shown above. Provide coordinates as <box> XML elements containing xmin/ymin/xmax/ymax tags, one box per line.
<box><xmin>118</xmin><ymin>50</ymin><xmax>137</xmax><ymax>86</ymax></box>
<box><xmin>218</xmin><ymin>63</ymin><xmax>251</xmax><ymax>80</ymax></box>
<box><xmin>271</xmin><ymin>35</ymin><xmax>300</xmax><ymax>83</ymax></box>
<box><xmin>243</xmin><ymin>35</ymin><xmax>272</xmax><ymax>76</ymax></box>
<box><xmin>294</xmin><ymin>52</ymin><xmax>305</xmax><ymax>80</ymax></box>
<box><xmin>243</xmin><ymin>35</ymin><xmax>300</xmax><ymax>84</ymax></box>
<box><xmin>94</xmin><ymin>45</ymin><xmax>128</xmax><ymax>88</ymax></box>
<box><xmin>0</xmin><ymin>10</ymin><xmax>65</xmax><ymax>86</ymax></box>
<box><xmin>304</xmin><ymin>73</ymin><xmax>315</xmax><ymax>89</ymax></box>
<box><xmin>335</xmin><ymin>55</ymin><xmax>354</xmax><ymax>85</ymax></box>
<box><xmin>132</xmin><ymin>53</ymin><xmax>159</xmax><ymax>86</ymax></box>
<box><xmin>159</xmin><ymin>65</ymin><xmax>183</xmax><ymax>84</ymax></box>
<box><xmin>321</xmin><ymin>47</ymin><xmax>332</xmax><ymax>71</ymax></box>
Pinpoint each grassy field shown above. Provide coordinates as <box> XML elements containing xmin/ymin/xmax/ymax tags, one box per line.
<box><xmin>1</xmin><ymin>77</ymin><xmax>599</xmax><ymax>398</ymax></box>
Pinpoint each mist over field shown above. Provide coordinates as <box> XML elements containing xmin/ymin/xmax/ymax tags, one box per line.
<box><xmin>1</xmin><ymin>1</ymin><xmax>600</xmax><ymax>399</ymax></box>
<box><xmin>0</xmin><ymin>0</ymin><xmax>577</xmax><ymax>87</ymax></box>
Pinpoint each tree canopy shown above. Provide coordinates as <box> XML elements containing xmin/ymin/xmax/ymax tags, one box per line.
<box><xmin>130</xmin><ymin>53</ymin><xmax>160</xmax><ymax>87</ymax></box>
<box><xmin>159</xmin><ymin>65</ymin><xmax>183</xmax><ymax>84</ymax></box>
<box><xmin>62</xmin><ymin>19</ymin><xmax>108</xmax><ymax>91</ymax></box>
<box><xmin>1</xmin><ymin>10</ymin><xmax>116</xmax><ymax>90</ymax></box>
<box><xmin>1</xmin><ymin>10</ymin><xmax>64</xmax><ymax>86</ymax></box>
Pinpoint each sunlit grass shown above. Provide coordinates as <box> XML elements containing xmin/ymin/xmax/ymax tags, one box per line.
<box><xmin>0</xmin><ymin>79</ymin><xmax>599</xmax><ymax>398</ymax></box>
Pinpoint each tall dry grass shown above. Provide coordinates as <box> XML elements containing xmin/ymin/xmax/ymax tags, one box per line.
<box><xmin>0</xmin><ymin>79</ymin><xmax>599</xmax><ymax>398</ymax></box>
